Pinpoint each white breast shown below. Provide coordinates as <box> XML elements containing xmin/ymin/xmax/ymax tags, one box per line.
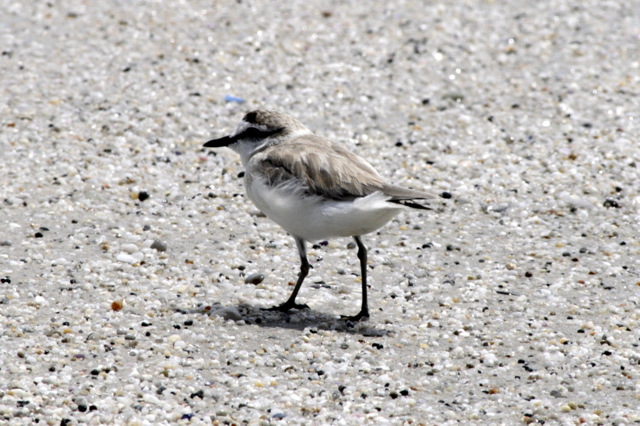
<box><xmin>246</xmin><ymin>176</ymin><xmax>403</xmax><ymax>241</ymax></box>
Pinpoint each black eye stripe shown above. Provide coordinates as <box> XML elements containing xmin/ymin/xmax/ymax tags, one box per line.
<box><xmin>237</xmin><ymin>127</ymin><xmax>282</xmax><ymax>140</ymax></box>
<box><xmin>241</xmin><ymin>128</ymin><xmax>267</xmax><ymax>139</ymax></box>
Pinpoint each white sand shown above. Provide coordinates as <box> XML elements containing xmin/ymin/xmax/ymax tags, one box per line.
<box><xmin>1</xmin><ymin>0</ymin><xmax>639</xmax><ymax>424</ymax></box>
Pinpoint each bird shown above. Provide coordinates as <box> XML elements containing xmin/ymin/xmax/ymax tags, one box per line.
<box><xmin>204</xmin><ymin>110</ymin><xmax>438</xmax><ymax>321</ymax></box>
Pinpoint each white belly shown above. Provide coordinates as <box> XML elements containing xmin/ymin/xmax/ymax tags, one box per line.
<box><xmin>246</xmin><ymin>178</ymin><xmax>402</xmax><ymax>241</ymax></box>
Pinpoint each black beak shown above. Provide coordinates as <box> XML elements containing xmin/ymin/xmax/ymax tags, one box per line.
<box><xmin>203</xmin><ymin>135</ymin><xmax>234</xmax><ymax>148</ymax></box>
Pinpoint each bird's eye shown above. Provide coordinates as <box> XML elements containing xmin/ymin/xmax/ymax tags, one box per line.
<box><xmin>238</xmin><ymin>127</ymin><xmax>282</xmax><ymax>140</ymax></box>
<box><xmin>242</xmin><ymin>127</ymin><xmax>265</xmax><ymax>139</ymax></box>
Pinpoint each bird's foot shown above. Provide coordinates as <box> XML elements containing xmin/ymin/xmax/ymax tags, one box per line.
<box><xmin>265</xmin><ymin>301</ymin><xmax>309</xmax><ymax>313</ymax></box>
<box><xmin>340</xmin><ymin>310</ymin><xmax>370</xmax><ymax>322</ymax></box>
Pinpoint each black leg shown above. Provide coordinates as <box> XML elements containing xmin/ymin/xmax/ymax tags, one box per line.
<box><xmin>267</xmin><ymin>237</ymin><xmax>310</xmax><ymax>312</ymax></box>
<box><xmin>341</xmin><ymin>235</ymin><xmax>370</xmax><ymax>321</ymax></box>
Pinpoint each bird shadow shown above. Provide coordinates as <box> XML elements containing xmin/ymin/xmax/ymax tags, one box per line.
<box><xmin>176</xmin><ymin>303</ymin><xmax>391</xmax><ymax>337</ymax></box>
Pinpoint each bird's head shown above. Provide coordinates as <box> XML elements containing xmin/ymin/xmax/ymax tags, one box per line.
<box><xmin>204</xmin><ymin>110</ymin><xmax>310</xmax><ymax>164</ymax></box>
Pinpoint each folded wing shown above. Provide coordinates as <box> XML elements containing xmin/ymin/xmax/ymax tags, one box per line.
<box><xmin>252</xmin><ymin>134</ymin><xmax>434</xmax><ymax>209</ymax></box>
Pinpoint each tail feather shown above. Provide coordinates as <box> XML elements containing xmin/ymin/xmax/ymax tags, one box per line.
<box><xmin>381</xmin><ymin>184</ymin><xmax>439</xmax><ymax>201</ymax></box>
<box><xmin>381</xmin><ymin>184</ymin><xmax>439</xmax><ymax>210</ymax></box>
<box><xmin>387</xmin><ymin>198</ymin><xmax>432</xmax><ymax>210</ymax></box>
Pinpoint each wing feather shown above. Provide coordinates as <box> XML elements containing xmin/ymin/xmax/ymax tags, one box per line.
<box><xmin>251</xmin><ymin>135</ymin><xmax>384</xmax><ymax>200</ymax></box>
<box><xmin>249</xmin><ymin>134</ymin><xmax>434</xmax><ymax>208</ymax></box>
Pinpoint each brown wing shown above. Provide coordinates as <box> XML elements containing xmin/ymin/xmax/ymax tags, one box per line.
<box><xmin>252</xmin><ymin>135</ymin><xmax>386</xmax><ymax>201</ymax></box>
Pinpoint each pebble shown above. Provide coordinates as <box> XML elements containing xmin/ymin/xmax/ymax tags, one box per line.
<box><xmin>212</xmin><ymin>307</ymin><xmax>242</xmax><ymax>321</ymax></box>
<box><xmin>244</xmin><ymin>273</ymin><xmax>265</xmax><ymax>285</ymax></box>
<box><xmin>138</xmin><ymin>191</ymin><xmax>150</xmax><ymax>202</ymax></box>
<box><xmin>150</xmin><ymin>240</ymin><xmax>168</xmax><ymax>252</ymax></box>
<box><xmin>484</xmin><ymin>203</ymin><xmax>509</xmax><ymax>213</ymax></box>
<box><xmin>116</xmin><ymin>253</ymin><xmax>138</xmax><ymax>264</ymax></box>
<box><xmin>120</xmin><ymin>243</ymin><xmax>139</xmax><ymax>254</ymax></box>
<box><xmin>224</xmin><ymin>95</ymin><xmax>245</xmax><ymax>103</ymax></box>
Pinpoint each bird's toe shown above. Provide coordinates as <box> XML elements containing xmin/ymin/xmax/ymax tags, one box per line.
<box><xmin>340</xmin><ymin>310</ymin><xmax>370</xmax><ymax>322</ymax></box>
<box><xmin>265</xmin><ymin>302</ymin><xmax>310</xmax><ymax>312</ymax></box>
